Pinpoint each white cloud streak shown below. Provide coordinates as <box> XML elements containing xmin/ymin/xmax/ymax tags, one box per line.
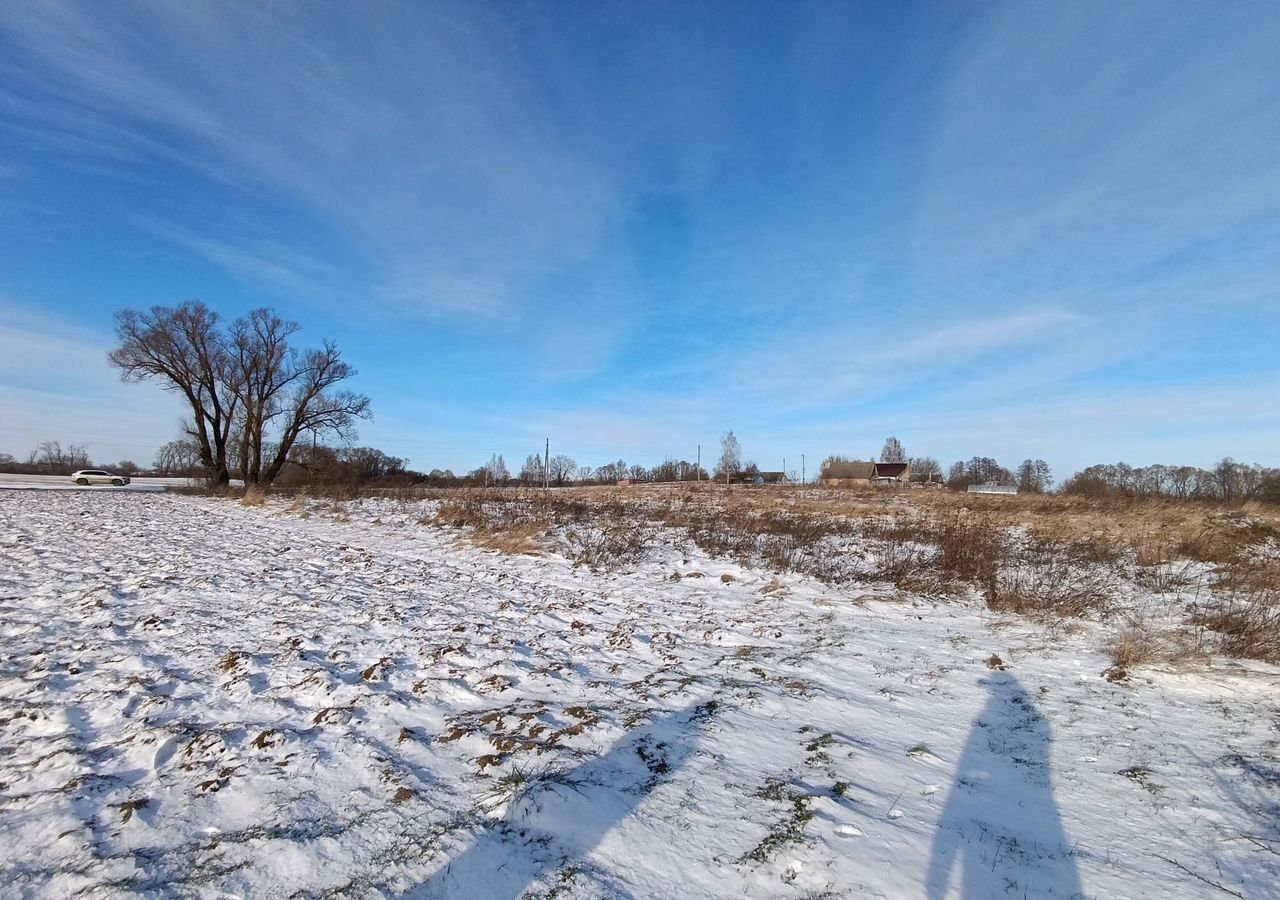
<box><xmin>0</xmin><ymin>302</ymin><xmax>181</xmax><ymax>462</ymax></box>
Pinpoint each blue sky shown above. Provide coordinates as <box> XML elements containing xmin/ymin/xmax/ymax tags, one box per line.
<box><xmin>1</xmin><ymin>0</ymin><xmax>1277</xmax><ymax>479</ymax></box>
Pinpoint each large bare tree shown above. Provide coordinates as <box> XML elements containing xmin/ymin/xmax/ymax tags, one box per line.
<box><xmin>110</xmin><ymin>301</ymin><xmax>370</xmax><ymax>486</ymax></box>
<box><xmin>109</xmin><ymin>302</ymin><xmax>240</xmax><ymax>485</ymax></box>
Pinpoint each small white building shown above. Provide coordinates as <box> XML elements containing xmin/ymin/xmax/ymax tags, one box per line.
<box><xmin>967</xmin><ymin>483</ymin><xmax>1018</xmax><ymax>495</ymax></box>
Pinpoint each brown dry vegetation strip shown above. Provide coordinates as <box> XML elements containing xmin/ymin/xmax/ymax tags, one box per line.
<box><xmin>207</xmin><ymin>483</ymin><xmax>1278</xmax><ymax>664</ymax></box>
<box><xmin>415</xmin><ymin>485</ymin><xmax>1280</xmax><ymax>663</ymax></box>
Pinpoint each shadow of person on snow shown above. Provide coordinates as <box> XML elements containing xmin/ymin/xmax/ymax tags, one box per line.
<box><xmin>411</xmin><ymin>700</ymin><xmax>713</xmax><ymax>900</ymax></box>
<box><xmin>926</xmin><ymin>674</ymin><xmax>1085</xmax><ymax>899</ymax></box>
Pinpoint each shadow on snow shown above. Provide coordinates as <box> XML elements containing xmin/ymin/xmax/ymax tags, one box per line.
<box><xmin>411</xmin><ymin>700</ymin><xmax>713</xmax><ymax>899</ymax></box>
<box><xmin>926</xmin><ymin>674</ymin><xmax>1085</xmax><ymax>899</ymax></box>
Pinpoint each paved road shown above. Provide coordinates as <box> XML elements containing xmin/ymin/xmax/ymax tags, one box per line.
<box><xmin>0</xmin><ymin>473</ymin><xmax>193</xmax><ymax>492</ymax></box>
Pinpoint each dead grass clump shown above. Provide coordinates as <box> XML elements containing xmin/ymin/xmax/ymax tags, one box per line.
<box><xmin>433</xmin><ymin>494</ymin><xmax>546</xmax><ymax>555</ymax></box>
<box><xmin>1135</xmin><ymin>539</ymin><xmax>1166</xmax><ymax>569</ymax></box>
<box><xmin>682</xmin><ymin>508</ymin><xmax>756</xmax><ymax>562</ymax></box>
<box><xmin>118</xmin><ymin>798</ymin><xmax>150</xmax><ymax>823</ymax></box>
<box><xmin>1191</xmin><ymin>560</ymin><xmax>1280</xmax><ymax>662</ymax></box>
<box><xmin>984</xmin><ymin>530</ymin><xmax>1121</xmax><ymax>618</ymax></box>
<box><xmin>755</xmin><ymin>513</ymin><xmax>844</xmax><ymax>575</ymax></box>
<box><xmin>873</xmin><ymin>540</ymin><xmax>928</xmax><ymax>587</ymax></box>
<box><xmin>434</xmin><ymin>496</ymin><xmax>492</xmax><ymax>529</ymax></box>
<box><xmin>933</xmin><ymin>511</ymin><xmax>1005</xmax><ymax>591</ymax></box>
<box><xmin>564</xmin><ymin>519</ymin><xmax>654</xmax><ymax>569</ymax></box>
<box><xmin>990</xmin><ymin>555</ymin><xmax>1114</xmax><ymax>618</ymax></box>
<box><xmin>474</xmin><ymin>522</ymin><xmax>545</xmax><ymax>556</ymax></box>
<box><xmin>1175</xmin><ymin>513</ymin><xmax>1278</xmax><ymax>565</ymax></box>
<box><xmin>1106</xmin><ymin>620</ymin><xmax>1165</xmax><ymax>675</ymax></box>
<box><xmin>240</xmin><ymin>485</ymin><xmax>268</xmax><ymax>506</ymax></box>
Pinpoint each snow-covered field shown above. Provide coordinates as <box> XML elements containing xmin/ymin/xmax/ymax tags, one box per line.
<box><xmin>1</xmin><ymin>490</ymin><xmax>1277</xmax><ymax>898</ymax></box>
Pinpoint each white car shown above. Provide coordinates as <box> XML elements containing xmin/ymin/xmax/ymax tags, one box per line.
<box><xmin>71</xmin><ymin>469</ymin><xmax>131</xmax><ymax>486</ymax></box>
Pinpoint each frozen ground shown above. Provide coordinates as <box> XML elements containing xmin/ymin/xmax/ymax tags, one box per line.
<box><xmin>1</xmin><ymin>490</ymin><xmax>1277</xmax><ymax>898</ymax></box>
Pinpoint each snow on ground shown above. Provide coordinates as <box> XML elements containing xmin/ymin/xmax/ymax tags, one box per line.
<box><xmin>1</xmin><ymin>489</ymin><xmax>1277</xmax><ymax>899</ymax></box>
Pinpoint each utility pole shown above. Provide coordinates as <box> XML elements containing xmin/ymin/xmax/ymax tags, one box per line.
<box><xmin>543</xmin><ymin>438</ymin><xmax>549</xmax><ymax>491</ymax></box>
<box><xmin>802</xmin><ymin>454</ymin><xmax>806</xmax><ymax>485</ymax></box>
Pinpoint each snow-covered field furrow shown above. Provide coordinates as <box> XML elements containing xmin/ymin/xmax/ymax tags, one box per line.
<box><xmin>0</xmin><ymin>490</ymin><xmax>1276</xmax><ymax>898</ymax></box>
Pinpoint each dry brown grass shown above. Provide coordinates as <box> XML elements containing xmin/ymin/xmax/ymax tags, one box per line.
<box><xmin>1191</xmin><ymin>559</ymin><xmax>1280</xmax><ymax>662</ymax></box>
<box><xmin>240</xmin><ymin>485</ymin><xmax>268</xmax><ymax>506</ymax></box>
<box><xmin>409</xmin><ymin>486</ymin><xmax>1280</xmax><ymax>648</ymax></box>
<box><xmin>434</xmin><ymin>495</ymin><xmax>546</xmax><ymax>555</ymax></box>
<box><xmin>1106</xmin><ymin>620</ymin><xmax>1166</xmax><ymax>675</ymax></box>
<box><xmin>473</xmin><ymin>522</ymin><xmax>545</xmax><ymax>556</ymax></box>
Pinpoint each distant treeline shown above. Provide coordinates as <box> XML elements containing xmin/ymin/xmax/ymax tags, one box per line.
<box><xmin>0</xmin><ymin>441</ymin><xmax>141</xmax><ymax>477</ymax></box>
<box><xmin>1061</xmin><ymin>459</ymin><xmax>1279</xmax><ymax>503</ymax></box>
<box><xmin>250</xmin><ymin>446</ymin><xmax>713</xmax><ymax>488</ymax></box>
<box><xmin>7</xmin><ymin>437</ymin><xmax>1277</xmax><ymax>505</ymax></box>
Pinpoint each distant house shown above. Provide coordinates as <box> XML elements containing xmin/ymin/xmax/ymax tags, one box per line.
<box><xmin>909</xmin><ymin>471</ymin><xmax>943</xmax><ymax>486</ymax></box>
<box><xmin>871</xmin><ymin>462</ymin><xmax>910</xmax><ymax>482</ymax></box>
<box><xmin>967</xmin><ymin>482</ymin><xmax>1018</xmax><ymax>495</ymax></box>
<box><xmin>823</xmin><ymin>461</ymin><xmax>911</xmax><ymax>486</ymax></box>
<box><xmin>821</xmin><ymin>461</ymin><xmax>875</xmax><ymax>484</ymax></box>
<box><xmin>755</xmin><ymin>471</ymin><xmax>789</xmax><ymax>485</ymax></box>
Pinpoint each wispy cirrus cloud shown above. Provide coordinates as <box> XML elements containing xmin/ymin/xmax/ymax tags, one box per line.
<box><xmin>902</xmin><ymin>1</ymin><xmax>1280</xmax><ymax>316</ymax></box>
<box><xmin>687</xmin><ymin>308</ymin><xmax>1090</xmax><ymax>412</ymax></box>
<box><xmin>134</xmin><ymin>216</ymin><xmax>341</xmax><ymax>298</ymax></box>
<box><xmin>0</xmin><ymin>1</ymin><xmax>625</xmax><ymax>320</ymax></box>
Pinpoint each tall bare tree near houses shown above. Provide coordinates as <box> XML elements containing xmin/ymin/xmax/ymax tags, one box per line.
<box><xmin>717</xmin><ymin>430</ymin><xmax>742</xmax><ymax>481</ymax></box>
<box><xmin>880</xmin><ymin>436</ymin><xmax>906</xmax><ymax>463</ymax></box>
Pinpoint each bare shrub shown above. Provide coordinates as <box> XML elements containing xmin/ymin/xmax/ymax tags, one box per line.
<box><xmin>931</xmin><ymin>511</ymin><xmax>1003</xmax><ymax>588</ymax></box>
<box><xmin>990</xmin><ymin>541</ymin><xmax>1116</xmax><ymax>618</ymax></box>
<box><xmin>754</xmin><ymin>513</ymin><xmax>836</xmax><ymax>575</ymax></box>
<box><xmin>1192</xmin><ymin>559</ymin><xmax>1280</xmax><ymax>661</ymax></box>
<box><xmin>564</xmin><ymin>519</ymin><xmax>653</xmax><ymax>569</ymax></box>
<box><xmin>859</xmin><ymin>516</ymin><xmax>930</xmax><ymax>587</ymax></box>
<box><xmin>681</xmin><ymin>506</ymin><xmax>848</xmax><ymax>580</ymax></box>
